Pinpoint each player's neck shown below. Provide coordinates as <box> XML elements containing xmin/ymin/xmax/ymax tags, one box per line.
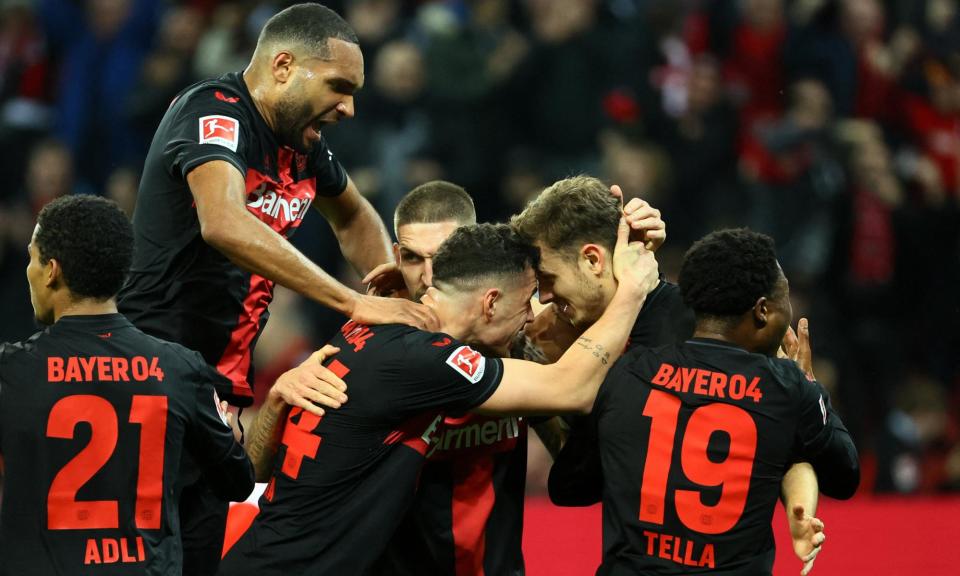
<box><xmin>242</xmin><ymin>67</ymin><xmax>279</xmax><ymax>135</ymax></box>
<box><xmin>54</xmin><ymin>296</ymin><xmax>119</xmax><ymax>323</ymax></box>
<box><xmin>693</xmin><ymin>316</ymin><xmax>752</xmax><ymax>351</ymax></box>
<box><xmin>693</xmin><ymin>321</ymin><xmax>775</xmax><ymax>356</ymax></box>
<box><xmin>427</xmin><ymin>291</ymin><xmax>472</xmax><ymax>341</ymax></box>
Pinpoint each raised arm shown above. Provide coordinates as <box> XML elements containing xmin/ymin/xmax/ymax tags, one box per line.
<box><xmin>187</xmin><ymin>161</ymin><xmax>436</xmax><ymax>329</ymax></box>
<box><xmin>475</xmin><ymin>219</ymin><xmax>660</xmax><ymax>415</ymax></box>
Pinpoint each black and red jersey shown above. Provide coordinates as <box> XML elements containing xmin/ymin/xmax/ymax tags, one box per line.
<box><xmin>117</xmin><ymin>71</ymin><xmax>348</xmax><ymax>406</ymax></box>
<box><xmin>379</xmin><ymin>281</ymin><xmax>694</xmax><ymax>576</ymax></box>
<box><xmin>376</xmin><ymin>414</ymin><xmax>529</xmax><ymax>576</ymax></box>
<box><xmin>0</xmin><ymin>314</ymin><xmax>254</xmax><ymax>576</ymax></box>
<box><xmin>217</xmin><ymin>322</ymin><xmax>505</xmax><ymax>576</ymax></box>
<box><xmin>594</xmin><ymin>339</ymin><xmax>859</xmax><ymax>575</ymax></box>
<box><xmin>549</xmin><ymin>280</ymin><xmax>695</xmax><ymax>507</ymax></box>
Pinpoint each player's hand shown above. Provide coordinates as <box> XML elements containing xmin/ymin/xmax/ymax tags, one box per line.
<box><xmin>268</xmin><ymin>345</ymin><xmax>348</xmax><ymax>417</ymax></box>
<box><xmin>612</xmin><ymin>215</ymin><xmax>660</xmax><ymax>299</ymax></box>
<box><xmin>610</xmin><ymin>184</ymin><xmax>666</xmax><ymax>251</ymax></box>
<box><xmin>361</xmin><ymin>262</ymin><xmax>410</xmax><ymax>299</ymax></box>
<box><xmin>788</xmin><ymin>504</ymin><xmax>826</xmax><ymax>575</ymax></box>
<box><xmin>780</xmin><ymin>318</ymin><xmax>815</xmax><ymax>381</ymax></box>
<box><xmin>351</xmin><ymin>293</ymin><xmax>439</xmax><ymax>331</ymax></box>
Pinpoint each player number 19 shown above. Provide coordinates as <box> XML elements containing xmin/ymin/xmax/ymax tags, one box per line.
<box><xmin>639</xmin><ymin>390</ymin><xmax>757</xmax><ymax>534</ymax></box>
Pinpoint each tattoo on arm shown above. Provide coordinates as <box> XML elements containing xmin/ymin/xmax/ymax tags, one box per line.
<box><xmin>575</xmin><ymin>337</ymin><xmax>611</xmax><ymax>365</ymax></box>
<box><xmin>245</xmin><ymin>402</ymin><xmax>290</xmax><ymax>482</ymax></box>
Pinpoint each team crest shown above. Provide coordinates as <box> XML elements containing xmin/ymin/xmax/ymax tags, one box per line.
<box><xmin>199</xmin><ymin>115</ymin><xmax>240</xmax><ymax>152</ymax></box>
<box><xmin>446</xmin><ymin>346</ymin><xmax>485</xmax><ymax>383</ymax></box>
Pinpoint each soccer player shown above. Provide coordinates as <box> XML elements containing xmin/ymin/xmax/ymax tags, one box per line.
<box><xmin>366</xmin><ymin>180</ymin><xmax>666</xmax><ymax>576</ymax></box>
<box><xmin>591</xmin><ymin>228</ymin><xmax>858</xmax><ymax>574</ymax></box>
<box><xmin>0</xmin><ymin>195</ymin><xmax>254</xmax><ymax>576</ymax></box>
<box><xmin>218</xmin><ymin>221</ymin><xmax>660</xmax><ymax>576</ymax></box>
<box><xmin>117</xmin><ymin>4</ymin><xmax>431</xmax><ymax>571</ymax></box>
<box><xmin>511</xmin><ymin>176</ymin><xmax>830</xmax><ymax>572</ymax></box>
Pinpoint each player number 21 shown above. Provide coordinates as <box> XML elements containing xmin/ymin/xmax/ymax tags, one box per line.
<box><xmin>639</xmin><ymin>390</ymin><xmax>757</xmax><ymax>534</ymax></box>
<box><xmin>46</xmin><ymin>394</ymin><xmax>168</xmax><ymax>530</ymax></box>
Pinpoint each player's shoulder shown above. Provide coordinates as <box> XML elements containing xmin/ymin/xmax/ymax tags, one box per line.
<box><xmin>603</xmin><ymin>343</ymin><xmax>664</xmax><ymax>391</ymax></box>
<box><xmin>135</xmin><ymin>331</ymin><xmax>213</xmax><ymax>375</ymax></box>
<box><xmin>0</xmin><ymin>330</ymin><xmax>47</xmax><ymax>366</ymax></box>
<box><xmin>170</xmin><ymin>73</ymin><xmax>252</xmax><ymax>119</ymax></box>
<box><xmin>763</xmin><ymin>356</ymin><xmax>810</xmax><ymax>393</ymax></box>
<box><xmin>399</xmin><ymin>326</ymin><xmax>465</xmax><ymax>355</ymax></box>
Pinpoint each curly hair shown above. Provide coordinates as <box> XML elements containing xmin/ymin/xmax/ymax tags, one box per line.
<box><xmin>35</xmin><ymin>195</ymin><xmax>133</xmax><ymax>300</ymax></box>
<box><xmin>679</xmin><ymin>228</ymin><xmax>781</xmax><ymax>317</ymax></box>
<box><xmin>258</xmin><ymin>3</ymin><xmax>358</xmax><ymax>59</ymax></box>
<box><xmin>510</xmin><ymin>175</ymin><xmax>619</xmax><ymax>256</ymax></box>
<box><xmin>393</xmin><ymin>180</ymin><xmax>476</xmax><ymax>236</ymax></box>
<box><xmin>432</xmin><ymin>223</ymin><xmax>539</xmax><ymax>292</ymax></box>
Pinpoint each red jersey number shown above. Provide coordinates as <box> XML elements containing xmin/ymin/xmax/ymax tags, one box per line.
<box><xmin>639</xmin><ymin>390</ymin><xmax>757</xmax><ymax>535</ymax></box>
<box><xmin>46</xmin><ymin>395</ymin><xmax>168</xmax><ymax>530</ymax></box>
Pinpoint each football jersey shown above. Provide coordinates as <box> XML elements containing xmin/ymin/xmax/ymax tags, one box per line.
<box><xmin>594</xmin><ymin>339</ymin><xmax>858</xmax><ymax>575</ymax></box>
<box><xmin>375</xmin><ymin>413</ymin><xmax>528</xmax><ymax>576</ymax></box>
<box><xmin>117</xmin><ymin>71</ymin><xmax>348</xmax><ymax>406</ymax></box>
<box><xmin>217</xmin><ymin>322</ymin><xmax>504</xmax><ymax>576</ymax></box>
<box><xmin>0</xmin><ymin>314</ymin><xmax>254</xmax><ymax>576</ymax></box>
<box><xmin>549</xmin><ymin>280</ymin><xmax>694</xmax><ymax>506</ymax></box>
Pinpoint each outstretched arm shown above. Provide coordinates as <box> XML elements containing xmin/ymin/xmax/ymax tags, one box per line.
<box><xmin>313</xmin><ymin>176</ymin><xmax>393</xmax><ymax>279</ymax></box>
<box><xmin>188</xmin><ymin>161</ymin><xmax>436</xmax><ymax>329</ymax></box>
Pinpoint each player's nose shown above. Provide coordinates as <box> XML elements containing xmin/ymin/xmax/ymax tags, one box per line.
<box><xmin>538</xmin><ymin>287</ymin><xmax>554</xmax><ymax>304</ymax></box>
<box><xmin>337</xmin><ymin>97</ymin><xmax>355</xmax><ymax>119</ymax></box>
<box><xmin>423</xmin><ymin>258</ymin><xmax>433</xmax><ymax>287</ymax></box>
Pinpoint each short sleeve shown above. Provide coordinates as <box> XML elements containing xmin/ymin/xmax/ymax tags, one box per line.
<box><xmin>795</xmin><ymin>377</ymin><xmax>841</xmax><ymax>458</ymax></box>
<box><xmin>185</xmin><ymin>361</ymin><xmax>255</xmax><ymax>502</ymax></box>
<box><xmin>391</xmin><ymin>331</ymin><xmax>504</xmax><ymax>415</ymax></box>
<box><xmin>792</xmin><ymin>372</ymin><xmax>860</xmax><ymax>498</ymax></box>
<box><xmin>162</xmin><ymin>87</ymin><xmax>249</xmax><ymax>180</ymax></box>
<box><xmin>311</xmin><ymin>136</ymin><xmax>348</xmax><ymax>197</ymax></box>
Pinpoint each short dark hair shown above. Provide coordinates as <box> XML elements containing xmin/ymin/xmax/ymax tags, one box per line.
<box><xmin>258</xmin><ymin>3</ymin><xmax>358</xmax><ymax>59</ymax></box>
<box><xmin>679</xmin><ymin>228</ymin><xmax>781</xmax><ymax>317</ymax></box>
<box><xmin>510</xmin><ymin>175</ymin><xmax>619</xmax><ymax>256</ymax></box>
<box><xmin>35</xmin><ymin>195</ymin><xmax>133</xmax><ymax>300</ymax></box>
<box><xmin>394</xmin><ymin>180</ymin><xmax>476</xmax><ymax>235</ymax></box>
<box><xmin>432</xmin><ymin>224</ymin><xmax>539</xmax><ymax>293</ymax></box>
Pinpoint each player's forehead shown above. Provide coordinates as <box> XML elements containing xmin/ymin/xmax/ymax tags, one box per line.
<box><xmin>534</xmin><ymin>242</ymin><xmax>575</xmax><ymax>276</ymax></box>
<box><xmin>397</xmin><ymin>221</ymin><xmax>460</xmax><ymax>256</ymax></box>
<box><xmin>304</xmin><ymin>38</ymin><xmax>364</xmax><ymax>90</ymax></box>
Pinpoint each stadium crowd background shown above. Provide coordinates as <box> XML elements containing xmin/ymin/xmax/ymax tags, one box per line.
<box><xmin>0</xmin><ymin>0</ymin><xmax>958</xmax><ymax>501</ymax></box>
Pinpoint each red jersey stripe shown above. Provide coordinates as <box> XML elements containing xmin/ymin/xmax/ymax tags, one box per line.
<box><xmin>451</xmin><ymin>457</ymin><xmax>496</xmax><ymax>576</ymax></box>
<box><xmin>216</xmin><ymin>274</ymin><xmax>273</xmax><ymax>401</ymax></box>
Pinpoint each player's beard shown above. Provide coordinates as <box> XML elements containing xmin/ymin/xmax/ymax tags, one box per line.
<box><xmin>274</xmin><ymin>92</ymin><xmax>316</xmax><ymax>154</ymax></box>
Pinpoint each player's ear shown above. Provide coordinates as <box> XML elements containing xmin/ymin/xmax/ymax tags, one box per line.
<box><xmin>753</xmin><ymin>297</ymin><xmax>769</xmax><ymax>327</ymax></box>
<box><xmin>45</xmin><ymin>257</ymin><xmax>62</xmax><ymax>289</ymax></box>
<box><xmin>271</xmin><ymin>51</ymin><xmax>295</xmax><ymax>83</ymax></box>
<box><xmin>580</xmin><ymin>244</ymin><xmax>606</xmax><ymax>277</ymax></box>
<box><xmin>482</xmin><ymin>288</ymin><xmax>501</xmax><ymax>320</ymax></box>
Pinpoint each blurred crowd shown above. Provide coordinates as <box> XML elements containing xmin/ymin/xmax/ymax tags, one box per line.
<box><xmin>0</xmin><ymin>0</ymin><xmax>958</xmax><ymax>494</ymax></box>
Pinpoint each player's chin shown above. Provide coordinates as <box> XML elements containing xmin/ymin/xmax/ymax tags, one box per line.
<box><xmin>296</xmin><ymin>126</ymin><xmax>323</xmax><ymax>152</ymax></box>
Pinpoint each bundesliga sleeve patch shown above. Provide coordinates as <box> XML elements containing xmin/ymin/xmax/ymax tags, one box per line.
<box><xmin>199</xmin><ymin>115</ymin><xmax>239</xmax><ymax>152</ymax></box>
<box><xmin>446</xmin><ymin>345</ymin><xmax>486</xmax><ymax>384</ymax></box>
